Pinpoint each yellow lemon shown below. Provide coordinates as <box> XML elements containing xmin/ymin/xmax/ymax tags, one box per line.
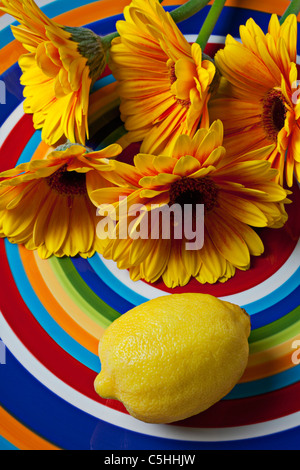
<box><xmin>94</xmin><ymin>293</ymin><xmax>251</xmax><ymax>424</ymax></box>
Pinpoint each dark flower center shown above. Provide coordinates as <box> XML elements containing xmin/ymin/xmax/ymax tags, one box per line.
<box><xmin>261</xmin><ymin>89</ymin><xmax>287</xmax><ymax>142</ymax></box>
<box><xmin>46</xmin><ymin>164</ymin><xmax>87</xmax><ymax>196</ymax></box>
<box><xmin>169</xmin><ymin>176</ymin><xmax>219</xmax><ymax>213</ymax></box>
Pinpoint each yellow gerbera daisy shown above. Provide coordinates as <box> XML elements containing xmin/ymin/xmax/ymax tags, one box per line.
<box><xmin>90</xmin><ymin>121</ymin><xmax>289</xmax><ymax>288</ymax></box>
<box><xmin>0</xmin><ymin>0</ymin><xmax>108</xmax><ymax>146</ymax></box>
<box><xmin>109</xmin><ymin>0</ymin><xmax>217</xmax><ymax>155</ymax></box>
<box><xmin>0</xmin><ymin>143</ymin><xmax>122</xmax><ymax>259</ymax></box>
<box><xmin>209</xmin><ymin>14</ymin><xmax>300</xmax><ymax>187</ymax></box>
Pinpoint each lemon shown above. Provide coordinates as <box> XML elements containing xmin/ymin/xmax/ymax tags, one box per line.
<box><xmin>94</xmin><ymin>293</ymin><xmax>251</xmax><ymax>424</ymax></box>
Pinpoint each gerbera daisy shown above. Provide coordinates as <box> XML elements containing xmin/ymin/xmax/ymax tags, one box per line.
<box><xmin>0</xmin><ymin>0</ymin><xmax>108</xmax><ymax>146</ymax></box>
<box><xmin>209</xmin><ymin>14</ymin><xmax>300</xmax><ymax>187</ymax></box>
<box><xmin>109</xmin><ymin>0</ymin><xmax>217</xmax><ymax>155</ymax></box>
<box><xmin>90</xmin><ymin>121</ymin><xmax>289</xmax><ymax>288</ymax></box>
<box><xmin>0</xmin><ymin>143</ymin><xmax>122</xmax><ymax>259</ymax></box>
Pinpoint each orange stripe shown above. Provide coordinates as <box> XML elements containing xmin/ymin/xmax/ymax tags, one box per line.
<box><xmin>239</xmin><ymin>335</ymin><xmax>300</xmax><ymax>382</ymax></box>
<box><xmin>240</xmin><ymin>352</ymin><xmax>296</xmax><ymax>382</ymax></box>
<box><xmin>18</xmin><ymin>246</ymin><xmax>101</xmax><ymax>355</ymax></box>
<box><xmin>0</xmin><ymin>0</ymin><xmax>129</xmax><ymax>75</ymax></box>
<box><xmin>247</xmin><ymin>335</ymin><xmax>300</xmax><ymax>368</ymax></box>
<box><xmin>0</xmin><ymin>0</ymin><xmax>298</xmax><ymax>75</ymax></box>
<box><xmin>31</xmin><ymin>141</ymin><xmax>54</xmax><ymax>160</ymax></box>
<box><xmin>0</xmin><ymin>406</ymin><xmax>61</xmax><ymax>450</ymax></box>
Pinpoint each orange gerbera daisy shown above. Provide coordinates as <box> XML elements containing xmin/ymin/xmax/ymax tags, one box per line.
<box><xmin>0</xmin><ymin>143</ymin><xmax>122</xmax><ymax>259</ymax></box>
<box><xmin>209</xmin><ymin>14</ymin><xmax>300</xmax><ymax>187</ymax></box>
<box><xmin>109</xmin><ymin>0</ymin><xmax>217</xmax><ymax>155</ymax></box>
<box><xmin>0</xmin><ymin>0</ymin><xmax>108</xmax><ymax>146</ymax></box>
<box><xmin>90</xmin><ymin>121</ymin><xmax>289</xmax><ymax>288</ymax></box>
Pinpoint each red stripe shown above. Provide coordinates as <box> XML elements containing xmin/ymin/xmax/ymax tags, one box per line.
<box><xmin>0</xmin><ymin>239</ymin><xmax>101</xmax><ymax>404</ymax></box>
<box><xmin>175</xmin><ymin>381</ymin><xmax>300</xmax><ymax>428</ymax></box>
<box><xmin>0</xmin><ymin>115</ymin><xmax>35</xmax><ymax>172</ymax></box>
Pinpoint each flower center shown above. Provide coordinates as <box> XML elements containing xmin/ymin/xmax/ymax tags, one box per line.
<box><xmin>46</xmin><ymin>164</ymin><xmax>87</xmax><ymax>196</ymax></box>
<box><xmin>169</xmin><ymin>176</ymin><xmax>219</xmax><ymax>213</ymax></box>
<box><xmin>261</xmin><ymin>89</ymin><xmax>287</xmax><ymax>142</ymax></box>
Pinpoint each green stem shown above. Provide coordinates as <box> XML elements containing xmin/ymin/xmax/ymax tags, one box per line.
<box><xmin>280</xmin><ymin>0</ymin><xmax>300</xmax><ymax>24</ymax></box>
<box><xmin>102</xmin><ymin>0</ymin><xmax>211</xmax><ymax>49</ymax></box>
<box><xmin>196</xmin><ymin>0</ymin><xmax>226</xmax><ymax>50</ymax></box>
<box><xmin>170</xmin><ymin>0</ymin><xmax>211</xmax><ymax>24</ymax></box>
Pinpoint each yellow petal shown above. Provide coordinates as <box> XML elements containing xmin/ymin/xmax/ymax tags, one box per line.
<box><xmin>152</xmin><ymin>156</ymin><xmax>177</xmax><ymax>174</ymax></box>
<box><xmin>140</xmin><ymin>173</ymin><xmax>180</xmax><ymax>189</ymax></box>
<box><xmin>218</xmin><ymin>193</ymin><xmax>269</xmax><ymax>227</ymax></box>
<box><xmin>161</xmin><ymin>240</ymin><xmax>190</xmax><ymax>287</ymax></box>
<box><xmin>2</xmin><ymin>182</ymin><xmax>42</xmax><ymax>238</ymax></box>
<box><xmin>44</xmin><ymin>194</ymin><xmax>70</xmax><ymax>253</ymax></box>
<box><xmin>205</xmin><ymin>211</ymin><xmax>250</xmax><ymax>268</ymax></box>
<box><xmin>33</xmin><ymin>184</ymin><xmax>58</xmax><ymax>247</ymax></box>
<box><xmin>171</xmin><ymin>134</ymin><xmax>194</xmax><ymax>159</ymax></box>
<box><xmin>140</xmin><ymin>238</ymin><xmax>171</xmax><ymax>283</ymax></box>
<box><xmin>36</xmin><ymin>42</ymin><xmax>60</xmax><ymax>78</ymax></box>
<box><xmin>173</xmin><ymin>155</ymin><xmax>201</xmax><ymax>177</ymax></box>
<box><xmin>66</xmin><ymin>196</ymin><xmax>94</xmax><ymax>256</ymax></box>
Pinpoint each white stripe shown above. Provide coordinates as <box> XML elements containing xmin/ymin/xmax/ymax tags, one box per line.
<box><xmin>185</xmin><ymin>34</ymin><xmax>228</xmax><ymax>44</ymax></box>
<box><xmin>0</xmin><ymin>101</ymin><xmax>24</xmax><ymax>147</ymax></box>
<box><xmin>220</xmin><ymin>237</ymin><xmax>300</xmax><ymax>305</ymax></box>
<box><xmin>98</xmin><ymin>235</ymin><xmax>300</xmax><ymax>307</ymax></box>
<box><xmin>0</xmin><ymin>312</ymin><xmax>299</xmax><ymax>442</ymax></box>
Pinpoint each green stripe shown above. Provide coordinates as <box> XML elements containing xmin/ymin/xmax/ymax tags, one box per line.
<box><xmin>97</xmin><ymin>124</ymin><xmax>127</xmax><ymax>150</ymax></box>
<box><xmin>249</xmin><ymin>306</ymin><xmax>300</xmax><ymax>353</ymax></box>
<box><xmin>48</xmin><ymin>257</ymin><xmax>120</xmax><ymax>328</ymax></box>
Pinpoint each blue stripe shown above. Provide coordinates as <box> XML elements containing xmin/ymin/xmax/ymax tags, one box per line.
<box><xmin>241</xmin><ymin>267</ymin><xmax>300</xmax><ymax>315</ymax></box>
<box><xmin>0</xmin><ymin>433</ymin><xmax>19</xmax><ymax>450</ymax></box>
<box><xmin>0</xmin><ymin>64</ymin><xmax>23</xmax><ymax>126</ymax></box>
<box><xmin>226</xmin><ymin>365</ymin><xmax>300</xmax><ymax>400</ymax></box>
<box><xmin>17</xmin><ymin>130</ymin><xmax>42</xmax><ymax>164</ymax></box>
<box><xmin>249</xmin><ymin>284</ymin><xmax>300</xmax><ymax>330</ymax></box>
<box><xmin>91</xmin><ymin>74</ymin><xmax>116</xmax><ymax>93</ymax></box>
<box><xmin>88</xmin><ymin>255</ymin><xmax>149</xmax><ymax>306</ymax></box>
<box><xmin>87</xmin><ymin>255</ymin><xmax>299</xmax><ymax>329</ymax></box>
<box><xmin>72</xmin><ymin>257</ymin><xmax>134</xmax><ymax>314</ymax></box>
